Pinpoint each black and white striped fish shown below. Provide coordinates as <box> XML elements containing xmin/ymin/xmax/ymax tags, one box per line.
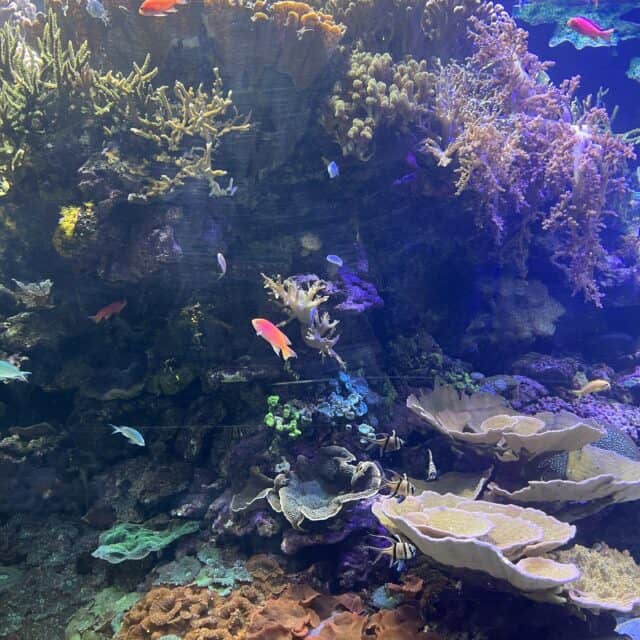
<box><xmin>382</xmin><ymin>472</ymin><xmax>416</xmax><ymax>498</ymax></box>
<box><xmin>371</xmin><ymin>429</ymin><xmax>405</xmax><ymax>456</ymax></box>
<box><xmin>365</xmin><ymin>534</ymin><xmax>417</xmax><ymax>568</ymax></box>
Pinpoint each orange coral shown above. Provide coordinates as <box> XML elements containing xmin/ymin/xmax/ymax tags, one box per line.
<box><xmin>366</xmin><ymin>604</ymin><xmax>436</xmax><ymax>640</ymax></box>
<box><xmin>312</xmin><ymin>611</ymin><xmax>367</xmax><ymax>639</ymax></box>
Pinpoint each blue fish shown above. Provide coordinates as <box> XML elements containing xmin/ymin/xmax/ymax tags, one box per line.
<box><xmin>109</xmin><ymin>424</ymin><xmax>145</xmax><ymax>447</ymax></box>
<box><xmin>0</xmin><ymin>359</ymin><xmax>31</xmax><ymax>382</ymax></box>
<box><xmin>327</xmin><ymin>161</ymin><xmax>339</xmax><ymax>179</ymax></box>
<box><xmin>393</xmin><ymin>172</ymin><xmax>416</xmax><ymax>186</ymax></box>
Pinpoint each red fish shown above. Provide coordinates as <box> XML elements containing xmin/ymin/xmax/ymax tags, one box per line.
<box><xmin>139</xmin><ymin>0</ymin><xmax>187</xmax><ymax>16</ymax></box>
<box><xmin>566</xmin><ymin>16</ymin><xmax>614</xmax><ymax>42</ymax></box>
<box><xmin>252</xmin><ymin>318</ymin><xmax>297</xmax><ymax>361</ymax></box>
<box><xmin>89</xmin><ymin>300</ymin><xmax>127</xmax><ymax>323</ymax></box>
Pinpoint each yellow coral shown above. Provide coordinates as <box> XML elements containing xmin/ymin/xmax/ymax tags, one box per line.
<box><xmin>52</xmin><ymin>202</ymin><xmax>95</xmax><ymax>257</ymax></box>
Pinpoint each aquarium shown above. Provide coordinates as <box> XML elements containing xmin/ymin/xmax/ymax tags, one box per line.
<box><xmin>1</xmin><ymin>0</ymin><xmax>640</xmax><ymax>638</ymax></box>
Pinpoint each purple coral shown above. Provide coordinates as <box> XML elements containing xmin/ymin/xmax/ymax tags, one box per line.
<box><xmin>327</xmin><ymin>267</ymin><xmax>383</xmax><ymax>314</ymax></box>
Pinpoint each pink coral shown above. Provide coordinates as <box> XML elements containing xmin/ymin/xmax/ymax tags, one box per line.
<box><xmin>421</xmin><ymin>7</ymin><xmax>635</xmax><ymax>305</ymax></box>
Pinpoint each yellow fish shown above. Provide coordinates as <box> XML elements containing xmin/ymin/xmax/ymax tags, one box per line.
<box><xmin>571</xmin><ymin>379</ymin><xmax>611</xmax><ymax>398</ymax></box>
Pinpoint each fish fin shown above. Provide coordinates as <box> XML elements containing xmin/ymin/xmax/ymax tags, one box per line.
<box><xmin>569</xmin><ymin>390</ymin><xmax>581</xmax><ymax>396</ymax></box>
<box><xmin>140</xmin><ymin>9</ymin><xmax>168</xmax><ymax>15</ymax></box>
<box><xmin>271</xmin><ymin>343</ymin><xmax>281</xmax><ymax>357</ymax></box>
<box><xmin>602</xmin><ymin>28</ymin><xmax>614</xmax><ymax>41</ymax></box>
<box><xmin>88</xmin><ymin>315</ymin><xmax>99</xmax><ymax>323</ymax></box>
<box><xmin>281</xmin><ymin>344</ymin><xmax>297</xmax><ymax>360</ymax></box>
<box><xmin>164</xmin><ymin>6</ymin><xmax>178</xmax><ymax>11</ymax></box>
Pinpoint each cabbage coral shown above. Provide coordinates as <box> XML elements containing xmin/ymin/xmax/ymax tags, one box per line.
<box><xmin>421</xmin><ymin>8</ymin><xmax>635</xmax><ymax>305</ymax></box>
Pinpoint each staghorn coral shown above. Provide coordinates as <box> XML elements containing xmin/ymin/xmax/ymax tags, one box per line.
<box><xmin>303</xmin><ymin>310</ymin><xmax>346</xmax><ymax>369</ymax></box>
<box><xmin>0</xmin><ymin>10</ymin><xmax>248</xmax><ymax>202</ymax></box>
<box><xmin>421</xmin><ymin>8</ymin><xmax>635</xmax><ymax>304</ymax></box>
<box><xmin>322</xmin><ymin>49</ymin><xmax>433</xmax><ymax>161</ymax></box>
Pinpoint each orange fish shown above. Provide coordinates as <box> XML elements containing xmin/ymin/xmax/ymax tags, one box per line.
<box><xmin>252</xmin><ymin>318</ymin><xmax>297</xmax><ymax>361</ymax></box>
<box><xmin>89</xmin><ymin>300</ymin><xmax>127</xmax><ymax>323</ymax></box>
<box><xmin>138</xmin><ymin>0</ymin><xmax>186</xmax><ymax>16</ymax></box>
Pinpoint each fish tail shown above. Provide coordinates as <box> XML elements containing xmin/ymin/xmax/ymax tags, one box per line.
<box><xmin>88</xmin><ymin>314</ymin><xmax>99</xmax><ymax>323</ymax></box>
<box><xmin>109</xmin><ymin>424</ymin><xmax>120</xmax><ymax>433</ymax></box>
<box><xmin>602</xmin><ymin>28</ymin><xmax>614</xmax><ymax>41</ymax></box>
<box><xmin>570</xmin><ymin>389</ymin><xmax>582</xmax><ymax>397</ymax></box>
<box><xmin>281</xmin><ymin>344</ymin><xmax>297</xmax><ymax>360</ymax></box>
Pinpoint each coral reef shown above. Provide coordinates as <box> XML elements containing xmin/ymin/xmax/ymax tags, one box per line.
<box><xmin>420</xmin><ymin>8</ymin><xmax>635</xmax><ymax>304</ymax></box>
<box><xmin>92</xmin><ymin>521</ymin><xmax>199</xmax><ymax>564</ymax></box>
<box><xmin>0</xmin><ymin>10</ymin><xmax>248</xmax><ymax>202</ymax></box>
<box><xmin>373</xmin><ymin>491</ymin><xmax>581</xmax><ymax>600</ymax></box>
<box><xmin>514</xmin><ymin>1</ymin><xmax>640</xmax><ymax>50</ymax></box>
<box><xmin>232</xmin><ymin>446</ymin><xmax>381</xmax><ymax>534</ymax></box>
<box><xmin>322</xmin><ymin>50</ymin><xmax>432</xmax><ymax>161</ymax></box>
<box><xmin>462</xmin><ymin>277</ymin><xmax>565</xmax><ymax>353</ymax></box>
<box><xmin>407</xmin><ymin>383</ymin><xmax>605</xmax><ymax>460</ymax></box>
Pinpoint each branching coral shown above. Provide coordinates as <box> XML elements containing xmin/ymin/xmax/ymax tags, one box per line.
<box><xmin>420</xmin><ymin>8</ymin><xmax>635</xmax><ymax>304</ymax></box>
<box><xmin>322</xmin><ymin>50</ymin><xmax>433</xmax><ymax>161</ymax></box>
<box><xmin>0</xmin><ymin>10</ymin><xmax>248</xmax><ymax>202</ymax></box>
<box><xmin>262</xmin><ymin>273</ymin><xmax>346</xmax><ymax>367</ymax></box>
<box><xmin>261</xmin><ymin>273</ymin><xmax>329</xmax><ymax>325</ymax></box>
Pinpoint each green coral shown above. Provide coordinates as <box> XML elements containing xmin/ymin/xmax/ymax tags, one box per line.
<box><xmin>322</xmin><ymin>49</ymin><xmax>432</xmax><ymax>160</ymax></box>
<box><xmin>91</xmin><ymin>521</ymin><xmax>199</xmax><ymax>564</ymax></box>
<box><xmin>264</xmin><ymin>394</ymin><xmax>308</xmax><ymax>438</ymax></box>
<box><xmin>64</xmin><ymin>587</ymin><xmax>139</xmax><ymax>640</ymax></box>
<box><xmin>0</xmin><ymin>9</ymin><xmax>249</xmax><ymax>201</ymax></box>
<box><xmin>152</xmin><ymin>544</ymin><xmax>252</xmax><ymax>596</ymax></box>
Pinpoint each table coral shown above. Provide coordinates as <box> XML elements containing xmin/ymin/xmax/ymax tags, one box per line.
<box><xmin>373</xmin><ymin>491</ymin><xmax>579</xmax><ymax>599</ymax></box>
<box><xmin>407</xmin><ymin>383</ymin><xmax>605</xmax><ymax>460</ymax></box>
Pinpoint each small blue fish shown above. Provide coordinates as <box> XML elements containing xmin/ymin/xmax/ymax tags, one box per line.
<box><xmin>327</xmin><ymin>161</ymin><xmax>339</xmax><ymax>179</ymax></box>
<box><xmin>393</xmin><ymin>172</ymin><xmax>416</xmax><ymax>186</ymax></box>
<box><xmin>0</xmin><ymin>359</ymin><xmax>31</xmax><ymax>382</ymax></box>
<box><xmin>326</xmin><ymin>254</ymin><xmax>343</xmax><ymax>267</ymax></box>
<box><xmin>109</xmin><ymin>424</ymin><xmax>145</xmax><ymax>447</ymax></box>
